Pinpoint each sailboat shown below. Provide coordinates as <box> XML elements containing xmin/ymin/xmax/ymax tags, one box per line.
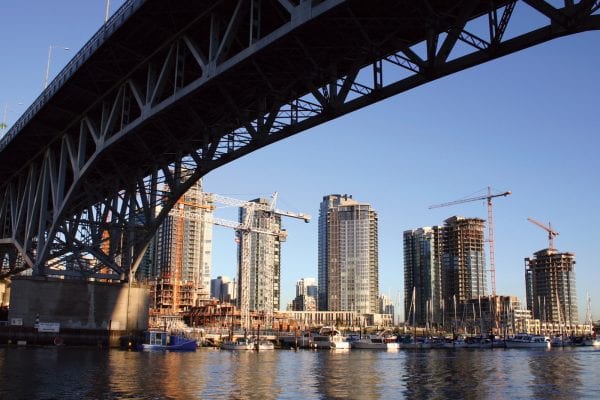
<box><xmin>399</xmin><ymin>287</ymin><xmax>431</xmax><ymax>349</ymax></box>
<box><xmin>551</xmin><ymin>288</ymin><xmax>572</xmax><ymax>347</ymax></box>
<box><xmin>584</xmin><ymin>293</ymin><xmax>600</xmax><ymax>346</ymax></box>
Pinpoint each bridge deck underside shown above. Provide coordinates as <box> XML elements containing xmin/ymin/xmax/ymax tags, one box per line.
<box><xmin>0</xmin><ymin>0</ymin><xmax>598</xmax><ymax>278</ymax></box>
<box><xmin>0</xmin><ymin>0</ymin><xmax>506</xmax><ymax>189</ymax></box>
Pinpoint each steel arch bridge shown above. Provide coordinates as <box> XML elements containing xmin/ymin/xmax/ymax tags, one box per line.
<box><xmin>0</xmin><ymin>0</ymin><xmax>598</xmax><ymax>281</ymax></box>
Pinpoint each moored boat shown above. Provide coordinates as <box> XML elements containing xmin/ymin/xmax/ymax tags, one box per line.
<box><xmin>255</xmin><ymin>339</ymin><xmax>275</xmax><ymax>350</ymax></box>
<box><xmin>221</xmin><ymin>337</ymin><xmax>255</xmax><ymax>350</ymax></box>
<box><xmin>505</xmin><ymin>333</ymin><xmax>550</xmax><ymax>349</ymax></box>
<box><xmin>443</xmin><ymin>335</ymin><xmax>468</xmax><ymax>349</ymax></box>
<box><xmin>551</xmin><ymin>335</ymin><xmax>573</xmax><ymax>347</ymax></box>
<box><xmin>583</xmin><ymin>336</ymin><xmax>600</xmax><ymax>346</ymax></box>
<box><xmin>398</xmin><ymin>335</ymin><xmax>432</xmax><ymax>349</ymax></box>
<box><xmin>311</xmin><ymin>327</ymin><xmax>350</xmax><ymax>350</ymax></box>
<box><xmin>142</xmin><ymin>330</ymin><xmax>197</xmax><ymax>351</ymax></box>
<box><xmin>351</xmin><ymin>332</ymin><xmax>399</xmax><ymax>350</ymax></box>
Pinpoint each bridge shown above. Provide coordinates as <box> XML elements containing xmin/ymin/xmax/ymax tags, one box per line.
<box><xmin>1</xmin><ymin>0</ymin><xmax>598</xmax><ymax>281</ymax></box>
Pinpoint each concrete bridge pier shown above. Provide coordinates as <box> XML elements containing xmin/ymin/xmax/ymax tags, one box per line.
<box><xmin>3</xmin><ymin>277</ymin><xmax>149</xmax><ymax>346</ymax></box>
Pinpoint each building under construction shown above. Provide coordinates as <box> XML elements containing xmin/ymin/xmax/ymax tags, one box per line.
<box><xmin>525</xmin><ymin>249</ymin><xmax>578</xmax><ymax>325</ymax></box>
<box><xmin>442</xmin><ymin>216</ymin><xmax>487</xmax><ymax>304</ymax></box>
<box><xmin>186</xmin><ymin>300</ymin><xmax>300</xmax><ymax>331</ymax></box>
<box><xmin>150</xmin><ymin>179</ymin><xmax>214</xmax><ymax>314</ymax></box>
<box><xmin>404</xmin><ymin>216</ymin><xmax>487</xmax><ymax>328</ymax></box>
<box><xmin>238</xmin><ymin>198</ymin><xmax>284</xmax><ymax>315</ymax></box>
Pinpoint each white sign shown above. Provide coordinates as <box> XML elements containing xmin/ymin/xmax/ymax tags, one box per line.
<box><xmin>10</xmin><ymin>318</ymin><xmax>23</xmax><ymax>326</ymax></box>
<box><xmin>37</xmin><ymin>322</ymin><xmax>60</xmax><ymax>333</ymax></box>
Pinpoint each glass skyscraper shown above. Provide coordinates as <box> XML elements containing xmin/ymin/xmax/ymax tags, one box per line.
<box><xmin>403</xmin><ymin>226</ymin><xmax>443</xmax><ymax>326</ymax></box>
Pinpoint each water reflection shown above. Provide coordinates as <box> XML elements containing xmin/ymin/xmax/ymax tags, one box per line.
<box><xmin>217</xmin><ymin>350</ymin><xmax>280</xmax><ymax>399</ymax></box>
<box><xmin>401</xmin><ymin>349</ymin><xmax>499</xmax><ymax>399</ymax></box>
<box><xmin>313</xmin><ymin>350</ymin><xmax>382</xmax><ymax>399</ymax></box>
<box><xmin>1</xmin><ymin>346</ymin><xmax>599</xmax><ymax>399</ymax></box>
<box><xmin>528</xmin><ymin>348</ymin><xmax>584</xmax><ymax>399</ymax></box>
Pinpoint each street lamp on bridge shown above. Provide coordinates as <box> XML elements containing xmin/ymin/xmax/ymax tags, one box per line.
<box><xmin>44</xmin><ymin>45</ymin><xmax>70</xmax><ymax>89</ymax></box>
<box><xmin>1</xmin><ymin>101</ymin><xmax>23</xmax><ymax>135</ymax></box>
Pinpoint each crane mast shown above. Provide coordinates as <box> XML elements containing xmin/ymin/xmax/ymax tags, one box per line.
<box><xmin>429</xmin><ymin>187</ymin><xmax>511</xmax><ymax>297</ymax></box>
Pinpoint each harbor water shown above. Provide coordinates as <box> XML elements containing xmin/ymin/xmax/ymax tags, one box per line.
<box><xmin>1</xmin><ymin>346</ymin><xmax>599</xmax><ymax>399</ymax></box>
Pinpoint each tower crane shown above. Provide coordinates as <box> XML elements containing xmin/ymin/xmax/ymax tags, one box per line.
<box><xmin>429</xmin><ymin>187</ymin><xmax>511</xmax><ymax>297</ymax></box>
<box><xmin>207</xmin><ymin>192</ymin><xmax>309</xmax><ymax>329</ymax></box>
<box><xmin>173</xmin><ymin>192</ymin><xmax>310</xmax><ymax>329</ymax></box>
<box><xmin>527</xmin><ymin>217</ymin><xmax>559</xmax><ymax>251</ymax></box>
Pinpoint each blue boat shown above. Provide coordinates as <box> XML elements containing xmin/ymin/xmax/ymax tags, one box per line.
<box><xmin>141</xmin><ymin>330</ymin><xmax>197</xmax><ymax>351</ymax></box>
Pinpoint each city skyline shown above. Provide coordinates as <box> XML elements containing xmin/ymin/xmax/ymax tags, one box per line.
<box><xmin>1</xmin><ymin>1</ymin><xmax>599</xmax><ymax>321</ymax></box>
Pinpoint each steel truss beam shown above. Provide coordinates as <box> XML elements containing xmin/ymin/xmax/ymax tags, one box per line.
<box><xmin>1</xmin><ymin>0</ymin><xmax>598</xmax><ymax>280</ymax></box>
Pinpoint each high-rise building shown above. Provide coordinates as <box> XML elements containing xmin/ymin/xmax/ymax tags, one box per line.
<box><xmin>404</xmin><ymin>216</ymin><xmax>487</xmax><ymax>327</ymax></box>
<box><xmin>403</xmin><ymin>226</ymin><xmax>443</xmax><ymax>326</ymax></box>
<box><xmin>238</xmin><ymin>198</ymin><xmax>283</xmax><ymax>313</ymax></box>
<box><xmin>136</xmin><ymin>229</ymin><xmax>158</xmax><ymax>281</ymax></box>
<box><xmin>318</xmin><ymin>194</ymin><xmax>379</xmax><ymax>314</ymax></box>
<box><xmin>292</xmin><ymin>278</ymin><xmax>318</xmax><ymax>311</ymax></box>
<box><xmin>211</xmin><ymin>275</ymin><xmax>237</xmax><ymax>303</ymax></box>
<box><xmin>153</xmin><ymin>179</ymin><xmax>213</xmax><ymax>313</ymax></box>
<box><xmin>442</xmin><ymin>216</ymin><xmax>487</xmax><ymax>310</ymax></box>
<box><xmin>318</xmin><ymin>195</ymin><xmax>346</xmax><ymax>310</ymax></box>
<box><xmin>379</xmin><ymin>294</ymin><xmax>395</xmax><ymax>322</ymax></box>
<box><xmin>525</xmin><ymin>249</ymin><xmax>578</xmax><ymax>324</ymax></box>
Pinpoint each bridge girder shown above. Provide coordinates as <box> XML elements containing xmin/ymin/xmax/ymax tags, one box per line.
<box><xmin>0</xmin><ymin>0</ymin><xmax>598</xmax><ymax>280</ymax></box>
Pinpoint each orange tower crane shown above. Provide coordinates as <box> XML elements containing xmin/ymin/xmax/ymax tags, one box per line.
<box><xmin>527</xmin><ymin>217</ymin><xmax>559</xmax><ymax>251</ymax></box>
<box><xmin>429</xmin><ymin>187</ymin><xmax>511</xmax><ymax>297</ymax></box>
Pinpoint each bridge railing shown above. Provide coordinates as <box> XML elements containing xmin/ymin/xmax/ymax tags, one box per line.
<box><xmin>0</xmin><ymin>0</ymin><xmax>145</xmax><ymax>153</ymax></box>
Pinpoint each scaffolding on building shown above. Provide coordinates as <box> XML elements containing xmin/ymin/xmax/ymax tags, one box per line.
<box><xmin>171</xmin><ymin>192</ymin><xmax>309</xmax><ymax>330</ymax></box>
<box><xmin>151</xmin><ymin>181</ymin><xmax>213</xmax><ymax>316</ymax></box>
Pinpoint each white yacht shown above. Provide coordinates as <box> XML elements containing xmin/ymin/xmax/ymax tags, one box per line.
<box><xmin>505</xmin><ymin>334</ymin><xmax>550</xmax><ymax>349</ymax></box>
<box><xmin>254</xmin><ymin>339</ymin><xmax>275</xmax><ymax>350</ymax></box>
<box><xmin>220</xmin><ymin>337</ymin><xmax>255</xmax><ymax>350</ymax></box>
<box><xmin>351</xmin><ymin>333</ymin><xmax>399</xmax><ymax>350</ymax></box>
<box><xmin>311</xmin><ymin>327</ymin><xmax>350</xmax><ymax>350</ymax></box>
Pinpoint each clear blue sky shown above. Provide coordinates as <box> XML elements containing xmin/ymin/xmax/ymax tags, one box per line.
<box><xmin>1</xmin><ymin>1</ymin><xmax>599</xmax><ymax>322</ymax></box>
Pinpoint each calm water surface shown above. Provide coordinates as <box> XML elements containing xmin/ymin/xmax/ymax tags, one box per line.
<box><xmin>1</xmin><ymin>346</ymin><xmax>599</xmax><ymax>399</ymax></box>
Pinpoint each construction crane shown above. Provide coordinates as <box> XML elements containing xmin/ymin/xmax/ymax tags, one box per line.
<box><xmin>429</xmin><ymin>187</ymin><xmax>511</xmax><ymax>297</ymax></box>
<box><xmin>173</xmin><ymin>192</ymin><xmax>310</xmax><ymax>329</ymax></box>
<box><xmin>527</xmin><ymin>217</ymin><xmax>559</xmax><ymax>251</ymax></box>
<box><xmin>208</xmin><ymin>192</ymin><xmax>309</xmax><ymax>329</ymax></box>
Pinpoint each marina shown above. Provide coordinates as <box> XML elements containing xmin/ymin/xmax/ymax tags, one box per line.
<box><xmin>153</xmin><ymin>325</ymin><xmax>599</xmax><ymax>351</ymax></box>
